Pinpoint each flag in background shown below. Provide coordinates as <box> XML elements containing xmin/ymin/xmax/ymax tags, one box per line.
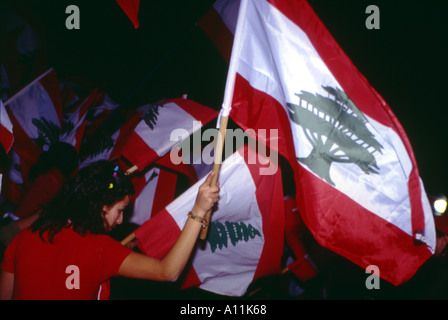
<box><xmin>198</xmin><ymin>0</ymin><xmax>239</xmax><ymax>63</ymax></box>
<box><xmin>115</xmin><ymin>0</ymin><xmax>140</xmax><ymax>28</ymax></box>
<box><xmin>129</xmin><ymin>167</ymin><xmax>178</xmax><ymax>225</ymax></box>
<box><xmin>4</xmin><ymin>68</ymin><xmax>62</xmax><ymax>163</ymax></box>
<box><xmin>79</xmin><ymin>111</ymin><xmax>141</xmax><ymax>168</ymax></box>
<box><xmin>60</xmin><ymin>89</ymin><xmax>97</xmax><ymax>152</ymax></box>
<box><xmin>0</xmin><ymin>100</ymin><xmax>14</xmax><ymax>153</ymax></box>
<box><xmin>219</xmin><ymin>0</ymin><xmax>435</xmax><ymax>286</ymax></box>
<box><xmin>119</xmin><ymin>96</ymin><xmax>218</xmax><ymax>172</ymax></box>
<box><xmin>134</xmin><ymin>144</ymin><xmax>285</xmax><ymax>296</ymax></box>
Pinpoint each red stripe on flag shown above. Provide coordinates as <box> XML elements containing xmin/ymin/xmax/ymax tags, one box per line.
<box><xmin>198</xmin><ymin>7</ymin><xmax>234</xmax><ymax>63</ymax></box>
<box><xmin>240</xmin><ymin>147</ymin><xmax>285</xmax><ymax>279</ymax></box>
<box><xmin>135</xmin><ymin>209</ymin><xmax>181</xmax><ymax>259</ymax></box>
<box><xmin>0</xmin><ymin>125</ymin><xmax>14</xmax><ymax>153</ymax></box>
<box><xmin>6</xmin><ymin>110</ymin><xmax>42</xmax><ymax>176</ymax></box>
<box><xmin>231</xmin><ymin>74</ymin><xmax>297</xmax><ymax>164</ymax></box>
<box><xmin>296</xmin><ymin>166</ymin><xmax>432</xmax><ymax>285</ymax></box>
<box><xmin>119</xmin><ymin>131</ymin><xmax>159</xmax><ymax>170</ymax></box>
<box><xmin>150</xmin><ymin>170</ymin><xmax>177</xmax><ymax>218</ymax></box>
<box><xmin>115</xmin><ymin>0</ymin><xmax>140</xmax><ymax>28</ymax></box>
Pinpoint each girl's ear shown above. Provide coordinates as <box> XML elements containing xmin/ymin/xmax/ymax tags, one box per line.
<box><xmin>101</xmin><ymin>205</ymin><xmax>109</xmax><ymax>216</ymax></box>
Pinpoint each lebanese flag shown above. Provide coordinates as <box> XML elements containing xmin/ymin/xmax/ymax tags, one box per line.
<box><xmin>0</xmin><ymin>100</ymin><xmax>14</xmax><ymax>153</ymax></box>
<box><xmin>4</xmin><ymin>68</ymin><xmax>63</xmax><ymax>163</ymax></box>
<box><xmin>134</xmin><ymin>144</ymin><xmax>285</xmax><ymax>296</ymax></box>
<box><xmin>60</xmin><ymin>89</ymin><xmax>97</xmax><ymax>152</ymax></box>
<box><xmin>79</xmin><ymin>112</ymin><xmax>141</xmax><ymax>168</ymax></box>
<box><xmin>222</xmin><ymin>0</ymin><xmax>435</xmax><ymax>286</ymax></box>
<box><xmin>119</xmin><ymin>96</ymin><xmax>218</xmax><ymax>172</ymax></box>
<box><xmin>85</xmin><ymin>93</ymin><xmax>119</xmax><ymax>136</ymax></box>
<box><xmin>129</xmin><ymin>167</ymin><xmax>178</xmax><ymax>225</ymax></box>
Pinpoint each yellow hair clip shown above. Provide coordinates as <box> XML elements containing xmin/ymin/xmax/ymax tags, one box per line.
<box><xmin>108</xmin><ymin>183</ymin><xmax>114</xmax><ymax>189</ymax></box>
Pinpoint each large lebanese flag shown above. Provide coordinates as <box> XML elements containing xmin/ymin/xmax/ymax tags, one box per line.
<box><xmin>224</xmin><ymin>0</ymin><xmax>435</xmax><ymax>285</ymax></box>
<box><xmin>0</xmin><ymin>100</ymin><xmax>14</xmax><ymax>153</ymax></box>
<box><xmin>119</xmin><ymin>96</ymin><xmax>218</xmax><ymax>172</ymax></box>
<box><xmin>134</xmin><ymin>145</ymin><xmax>285</xmax><ymax>296</ymax></box>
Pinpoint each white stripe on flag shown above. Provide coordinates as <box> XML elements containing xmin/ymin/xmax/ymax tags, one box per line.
<box><xmin>130</xmin><ymin>167</ymin><xmax>160</xmax><ymax>225</ymax></box>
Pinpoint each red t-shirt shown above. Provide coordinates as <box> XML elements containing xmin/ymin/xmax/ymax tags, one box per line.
<box><xmin>1</xmin><ymin>227</ymin><xmax>132</xmax><ymax>300</ymax></box>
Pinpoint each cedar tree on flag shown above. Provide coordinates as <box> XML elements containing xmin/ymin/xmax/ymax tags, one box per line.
<box><xmin>3</xmin><ymin>68</ymin><xmax>63</xmax><ymax>188</ymax></box>
<box><xmin>119</xmin><ymin>96</ymin><xmax>218</xmax><ymax>172</ymax></box>
<box><xmin>134</xmin><ymin>145</ymin><xmax>285</xmax><ymax>296</ymax></box>
<box><xmin>213</xmin><ymin>0</ymin><xmax>435</xmax><ymax>286</ymax></box>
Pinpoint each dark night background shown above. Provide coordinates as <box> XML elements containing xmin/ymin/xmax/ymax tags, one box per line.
<box><xmin>4</xmin><ymin>0</ymin><xmax>445</xmax><ymax>199</ymax></box>
<box><xmin>1</xmin><ymin>0</ymin><xmax>448</xmax><ymax>301</ymax></box>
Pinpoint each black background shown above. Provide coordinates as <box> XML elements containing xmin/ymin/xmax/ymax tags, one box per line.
<box><xmin>4</xmin><ymin>0</ymin><xmax>448</xmax><ymax>199</ymax></box>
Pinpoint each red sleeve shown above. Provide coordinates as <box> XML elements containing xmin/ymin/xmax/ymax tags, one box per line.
<box><xmin>0</xmin><ymin>232</ymin><xmax>20</xmax><ymax>273</ymax></box>
<box><xmin>97</xmin><ymin>236</ymin><xmax>132</xmax><ymax>282</ymax></box>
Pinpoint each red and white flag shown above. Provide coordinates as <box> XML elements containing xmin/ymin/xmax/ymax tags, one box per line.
<box><xmin>217</xmin><ymin>0</ymin><xmax>435</xmax><ymax>285</ymax></box>
<box><xmin>0</xmin><ymin>100</ymin><xmax>14</xmax><ymax>153</ymax></box>
<box><xmin>79</xmin><ymin>112</ymin><xmax>141</xmax><ymax>168</ymax></box>
<box><xmin>83</xmin><ymin>92</ymin><xmax>120</xmax><ymax>139</ymax></box>
<box><xmin>134</xmin><ymin>145</ymin><xmax>285</xmax><ymax>296</ymax></box>
<box><xmin>119</xmin><ymin>96</ymin><xmax>218</xmax><ymax>172</ymax></box>
<box><xmin>4</xmin><ymin>68</ymin><xmax>63</xmax><ymax>163</ymax></box>
<box><xmin>61</xmin><ymin>89</ymin><xmax>97</xmax><ymax>152</ymax></box>
<box><xmin>129</xmin><ymin>167</ymin><xmax>178</xmax><ymax>225</ymax></box>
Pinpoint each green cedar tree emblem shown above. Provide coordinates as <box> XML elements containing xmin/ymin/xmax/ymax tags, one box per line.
<box><xmin>286</xmin><ymin>86</ymin><xmax>383</xmax><ymax>186</ymax></box>
<box><xmin>143</xmin><ymin>103</ymin><xmax>164</xmax><ymax>130</ymax></box>
<box><xmin>206</xmin><ymin>220</ymin><xmax>262</xmax><ymax>253</ymax></box>
<box><xmin>32</xmin><ymin>117</ymin><xmax>64</xmax><ymax>150</ymax></box>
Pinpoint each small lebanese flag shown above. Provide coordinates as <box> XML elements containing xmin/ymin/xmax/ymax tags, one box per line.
<box><xmin>119</xmin><ymin>96</ymin><xmax>218</xmax><ymax>171</ymax></box>
<box><xmin>4</xmin><ymin>68</ymin><xmax>63</xmax><ymax>165</ymax></box>
<box><xmin>135</xmin><ymin>144</ymin><xmax>285</xmax><ymax>296</ymax></box>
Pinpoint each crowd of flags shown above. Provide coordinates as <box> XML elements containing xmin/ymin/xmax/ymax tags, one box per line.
<box><xmin>0</xmin><ymin>0</ymin><xmax>437</xmax><ymax>297</ymax></box>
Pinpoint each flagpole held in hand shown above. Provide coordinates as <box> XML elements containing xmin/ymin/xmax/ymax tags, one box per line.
<box><xmin>199</xmin><ymin>0</ymin><xmax>248</xmax><ymax>240</ymax></box>
<box><xmin>199</xmin><ymin>115</ymin><xmax>227</xmax><ymax>240</ymax></box>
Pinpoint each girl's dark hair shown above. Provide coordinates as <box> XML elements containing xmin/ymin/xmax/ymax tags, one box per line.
<box><xmin>31</xmin><ymin>160</ymin><xmax>134</xmax><ymax>243</ymax></box>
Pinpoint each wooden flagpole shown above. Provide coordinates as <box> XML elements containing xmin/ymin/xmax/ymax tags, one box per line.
<box><xmin>199</xmin><ymin>0</ymin><xmax>248</xmax><ymax>240</ymax></box>
<box><xmin>121</xmin><ymin>0</ymin><xmax>248</xmax><ymax>244</ymax></box>
<box><xmin>199</xmin><ymin>114</ymin><xmax>228</xmax><ymax>240</ymax></box>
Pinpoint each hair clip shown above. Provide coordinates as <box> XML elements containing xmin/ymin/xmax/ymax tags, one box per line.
<box><xmin>108</xmin><ymin>183</ymin><xmax>114</xmax><ymax>189</ymax></box>
<box><xmin>113</xmin><ymin>165</ymin><xmax>119</xmax><ymax>178</ymax></box>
